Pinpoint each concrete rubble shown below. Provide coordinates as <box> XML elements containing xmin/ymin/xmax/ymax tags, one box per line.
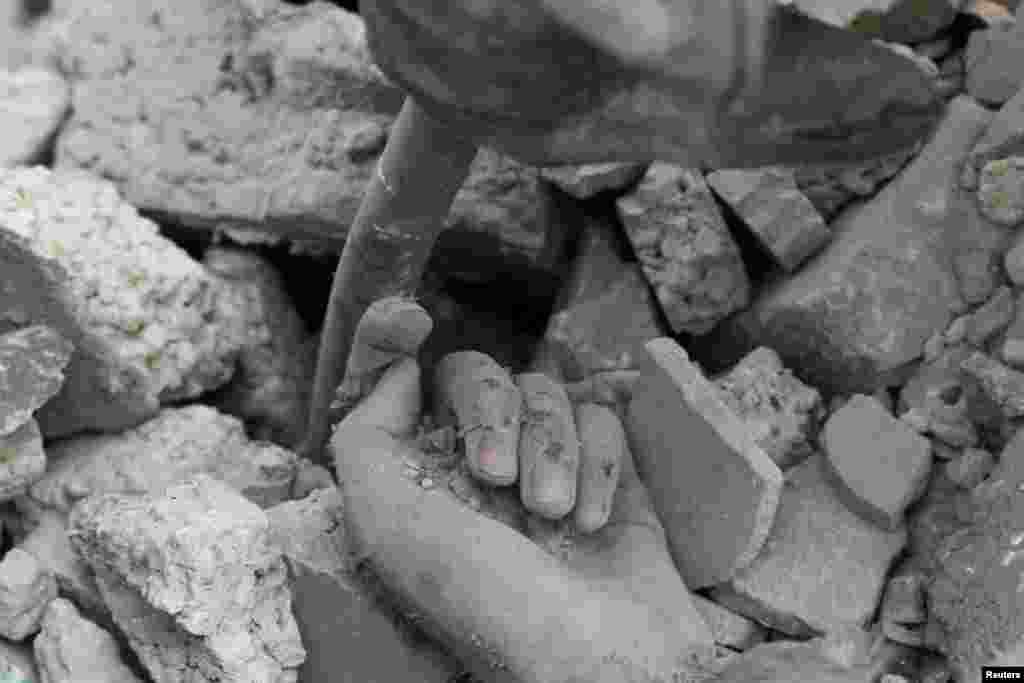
<box><xmin>68</xmin><ymin>475</ymin><xmax>306</xmax><ymax>683</ymax></box>
<box><xmin>0</xmin><ymin>167</ymin><xmax>249</xmax><ymax>438</ymax></box>
<box><xmin>616</xmin><ymin>164</ymin><xmax>750</xmax><ymax>335</ymax></box>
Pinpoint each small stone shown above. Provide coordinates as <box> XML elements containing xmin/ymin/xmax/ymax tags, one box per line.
<box><xmin>34</xmin><ymin>598</ymin><xmax>142</xmax><ymax>683</ymax></box>
<box><xmin>978</xmin><ymin>157</ymin><xmax>1024</xmax><ymax>226</ymax></box>
<box><xmin>899</xmin><ymin>355</ymin><xmax>978</xmax><ymax>448</ymax></box>
<box><xmin>822</xmin><ymin>395</ymin><xmax>932</xmax><ymax>530</ymax></box>
<box><xmin>966</xmin><ymin>21</ymin><xmax>1024</xmax><ymax>107</ymax></box>
<box><xmin>0</xmin><ymin>419</ymin><xmax>45</xmax><ymax>503</ymax></box>
<box><xmin>0</xmin><ymin>546</ymin><xmax>56</xmax><ymax>641</ymax></box>
<box><xmin>710</xmin><ymin>455</ymin><xmax>906</xmax><ymax>637</ymax></box>
<box><xmin>961</xmin><ymin>351</ymin><xmax>1024</xmax><ymax>417</ymax></box>
<box><xmin>880</xmin><ymin>675</ymin><xmax>910</xmax><ymax>683</ymax></box>
<box><xmin>881</xmin><ymin>570</ymin><xmax>928</xmax><ymax>626</ymax></box>
<box><xmin>707</xmin><ymin>167</ymin><xmax>831</xmax><ymax>272</ymax></box>
<box><xmin>946</xmin><ymin>315</ymin><xmax>970</xmax><ymax>345</ymax></box>
<box><xmin>0</xmin><ymin>67</ymin><xmax>68</xmax><ymax>167</ymax></box>
<box><xmin>714</xmin><ymin>347</ymin><xmax>823</xmax><ymax>469</ymax></box>
<box><xmin>0</xmin><ymin>325</ymin><xmax>71</xmax><ymax>439</ymax></box>
<box><xmin>420</xmin><ymin>477</ymin><xmax>434</xmax><ymax>489</ymax></box>
<box><xmin>1002</xmin><ymin>296</ymin><xmax>1024</xmax><ymax>367</ymax></box>
<box><xmin>945</xmin><ymin>447</ymin><xmax>996</xmax><ymax>489</ymax></box>
<box><xmin>966</xmin><ymin>285</ymin><xmax>1015</xmax><ymax>346</ymax></box>
<box><xmin>540</xmin><ymin>162</ymin><xmax>647</xmax><ymax>199</ymax></box>
<box><xmin>616</xmin><ymin>164</ymin><xmax>749</xmax><ymax>335</ymax></box>
<box><xmin>625</xmin><ymin>338</ymin><xmax>782</xmax><ymax>588</ymax></box>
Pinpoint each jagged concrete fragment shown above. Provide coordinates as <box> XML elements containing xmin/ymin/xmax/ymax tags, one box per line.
<box><xmin>0</xmin><ymin>420</ymin><xmax>46</xmax><ymax>503</ymax></box>
<box><xmin>29</xmin><ymin>405</ymin><xmax>298</xmax><ymax>513</ymax></box>
<box><xmin>714</xmin><ymin>347</ymin><xmax>823</xmax><ymax>469</ymax></box>
<box><xmin>914</xmin><ymin>428</ymin><xmax>1024</xmax><ymax>675</ymax></box>
<box><xmin>709</xmin><ymin>97</ymin><xmax>993</xmax><ymax>394</ymax></box>
<box><xmin>0</xmin><ymin>67</ymin><xmax>68</xmax><ymax>167</ymax></box>
<box><xmin>534</xmin><ymin>215</ymin><xmax>665</xmax><ymax>381</ymax></box>
<box><xmin>616</xmin><ymin>164</ymin><xmax>749</xmax><ymax>335</ymax></box>
<box><xmin>540</xmin><ymin>162</ymin><xmax>647</xmax><ymax>200</ymax></box>
<box><xmin>54</xmin><ymin>0</ymin><xmax>402</xmax><ymax>246</ymax></box>
<box><xmin>821</xmin><ymin>394</ymin><xmax>932</xmax><ymax>530</ymax></box>
<box><xmin>707</xmin><ymin>167</ymin><xmax>831</xmax><ymax>272</ymax></box>
<box><xmin>69</xmin><ymin>475</ymin><xmax>306</xmax><ymax>683</ymax></box>
<box><xmin>203</xmin><ymin>247</ymin><xmax>312</xmax><ymax>448</ymax></box>
<box><xmin>625</xmin><ymin>338</ymin><xmax>782</xmax><ymax>588</ymax></box>
<box><xmin>267</xmin><ymin>488</ymin><xmax>457</xmax><ymax>683</ymax></box>
<box><xmin>711</xmin><ymin>456</ymin><xmax>906</xmax><ymax>637</ymax></box>
<box><xmin>0</xmin><ymin>326</ymin><xmax>71</xmax><ymax>438</ymax></box>
<box><xmin>0</xmin><ymin>167</ymin><xmax>248</xmax><ymax>438</ymax></box>
<box><xmin>34</xmin><ymin>598</ymin><xmax>143</xmax><ymax>683</ymax></box>
<box><xmin>0</xmin><ymin>547</ymin><xmax>56</xmax><ymax>640</ymax></box>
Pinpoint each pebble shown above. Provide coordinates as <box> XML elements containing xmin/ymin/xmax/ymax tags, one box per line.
<box><xmin>945</xmin><ymin>448</ymin><xmax>996</xmax><ymax>489</ymax></box>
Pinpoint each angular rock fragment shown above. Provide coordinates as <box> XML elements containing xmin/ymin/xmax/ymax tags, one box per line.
<box><xmin>29</xmin><ymin>405</ymin><xmax>298</xmax><ymax>513</ymax></box>
<box><xmin>616</xmin><ymin>164</ymin><xmax>749</xmax><ymax>335</ymax></box>
<box><xmin>899</xmin><ymin>352</ymin><xmax>979</xmax><ymax>448</ymax></box>
<box><xmin>69</xmin><ymin>475</ymin><xmax>306</xmax><ymax>683</ymax></box>
<box><xmin>203</xmin><ymin>246</ymin><xmax>313</xmax><ymax>448</ymax></box>
<box><xmin>1005</xmin><ymin>231</ymin><xmax>1024</xmax><ymax>285</ymax></box>
<box><xmin>534</xmin><ymin>215</ymin><xmax>664</xmax><ymax>381</ymax></box>
<box><xmin>707</xmin><ymin>167</ymin><xmax>831</xmax><ymax>272</ymax></box>
<box><xmin>540</xmin><ymin>162</ymin><xmax>647</xmax><ymax>200</ymax></box>
<box><xmin>708</xmin><ymin>97</ymin><xmax>992</xmax><ymax>394</ymax></box>
<box><xmin>710</xmin><ymin>456</ymin><xmax>906</xmax><ymax>637</ymax></box>
<box><xmin>0</xmin><ymin>547</ymin><xmax>56</xmax><ymax>641</ymax></box>
<box><xmin>0</xmin><ymin>325</ymin><xmax>71</xmax><ymax>438</ymax></box>
<box><xmin>713</xmin><ymin>347</ymin><xmax>823</xmax><ymax>469</ymax></box>
<box><xmin>0</xmin><ymin>67</ymin><xmax>68</xmax><ymax>167</ymax></box>
<box><xmin>0</xmin><ymin>420</ymin><xmax>46</xmax><ymax>503</ymax></box>
<box><xmin>946</xmin><ymin>447</ymin><xmax>995</xmax><ymax>489</ymax></box>
<box><xmin>267</xmin><ymin>488</ymin><xmax>457</xmax><ymax>683</ymax></box>
<box><xmin>55</xmin><ymin>0</ymin><xmax>402</xmax><ymax>245</ymax></box>
<box><xmin>34</xmin><ymin>598</ymin><xmax>143</xmax><ymax>683</ymax></box>
<box><xmin>821</xmin><ymin>394</ymin><xmax>932</xmax><ymax>530</ymax></box>
<box><xmin>792</xmin><ymin>147</ymin><xmax>915</xmax><ymax>220</ymax></box>
<box><xmin>978</xmin><ymin>157</ymin><xmax>1024</xmax><ymax>226</ymax></box>
<box><xmin>0</xmin><ymin>167</ymin><xmax>248</xmax><ymax>438</ymax></box>
<box><xmin>691</xmin><ymin>594</ymin><xmax>765</xmax><ymax>652</ymax></box>
<box><xmin>625</xmin><ymin>338</ymin><xmax>782</xmax><ymax>588</ymax></box>
<box><xmin>915</xmin><ymin>428</ymin><xmax>1024</xmax><ymax>675</ymax></box>
<box><xmin>966</xmin><ymin>20</ymin><xmax>1024</xmax><ymax>106</ymax></box>
<box><xmin>961</xmin><ymin>350</ymin><xmax>1024</xmax><ymax>417</ymax></box>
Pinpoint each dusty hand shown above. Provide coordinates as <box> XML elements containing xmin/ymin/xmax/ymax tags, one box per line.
<box><xmin>328</xmin><ymin>299</ymin><xmax>716</xmax><ymax>682</ymax></box>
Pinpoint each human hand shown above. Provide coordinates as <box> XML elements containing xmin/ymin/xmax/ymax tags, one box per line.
<box><xmin>328</xmin><ymin>298</ymin><xmax>717</xmax><ymax>682</ymax></box>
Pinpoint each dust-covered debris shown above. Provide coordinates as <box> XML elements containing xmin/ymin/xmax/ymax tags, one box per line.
<box><xmin>0</xmin><ymin>167</ymin><xmax>249</xmax><ymax>439</ymax></box>
<box><xmin>69</xmin><ymin>475</ymin><xmax>306</xmax><ymax>683</ymax></box>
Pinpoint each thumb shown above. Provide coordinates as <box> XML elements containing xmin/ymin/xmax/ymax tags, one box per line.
<box><xmin>333</xmin><ymin>357</ymin><xmax>422</xmax><ymax>446</ymax></box>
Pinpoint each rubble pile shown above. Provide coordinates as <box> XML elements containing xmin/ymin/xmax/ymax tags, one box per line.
<box><xmin>1</xmin><ymin>0</ymin><xmax>1024</xmax><ymax>682</ymax></box>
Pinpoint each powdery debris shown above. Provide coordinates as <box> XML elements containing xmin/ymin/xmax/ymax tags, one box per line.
<box><xmin>68</xmin><ymin>475</ymin><xmax>305</xmax><ymax>683</ymax></box>
<box><xmin>0</xmin><ymin>167</ymin><xmax>248</xmax><ymax>438</ymax></box>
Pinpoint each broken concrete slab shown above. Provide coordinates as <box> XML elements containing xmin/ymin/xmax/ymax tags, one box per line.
<box><xmin>915</xmin><ymin>427</ymin><xmax>1024</xmax><ymax>675</ymax></box>
<box><xmin>0</xmin><ymin>67</ymin><xmax>68</xmax><ymax>167</ymax></box>
<box><xmin>69</xmin><ymin>475</ymin><xmax>306</xmax><ymax>683</ymax></box>
<box><xmin>540</xmin><ymin>162</ymin><xmax>647</xmax><ymax>200</ymax></box>
<box><xmin>54</xmin><ymin>0</ymin><xmax>402</xmax><ymax>246</ymax></box>
<box><xmin>966</xmin><ymin>20</ymin><xmax>1024</xmax><ymax>106</ymax></box>
<box><xmin>713</xmin><ymin>346</ymin><xmax>824</xmax><ymax>470</ymax></box>
<box><xmin>0</xmin><ymin>167</ymin><xmax>249</xmax><ymax>439</ymax></box>
<box><xmin>0</xmin><ymin>325</ymin><xmax>71</xmax><ymax>439</ymax></box>
<box><xmin>707</xmin><ymin>167</ymin><xmax>831</xmax><ymax>272</ymax></box>
<box><xmin>29</xmin><ymin>405</ymin><xmax>298</xmax><ymax>514</ymax></box>
<box><xmin>616</xmin><ymin>164</ymin><xmax>749</xmax><ymax>336</ymax></box>
<box><xmin>267</xmin><ymin>488</ymin><xmax>458</xmax><ymax>683</ymax></box>
<box><xmin>0</xmin><ymin>547</ymin><xmax>56</xmax><ymax>641</ymax></box>
<box><xmin>704</xmin><ymin>97</ymin><xmax>994</xmax><ymax>394</ymax></box>
<box><xmin>625</xmin><ymin>337</ymin><xmax>783</xmax><ymax>589</ymax></box>
<box><xmin>1005</xmin><ymin>231</ymin><xmax>1024</xmax><ymax>285</ymax></box>
<box><xmin>0</xmin><ymin>420</ymin><xmax>46</xmax><ymax>503</ymax></box>
<box><xmin>202</xmin><ymin>246</ymin><xmax>313</xmax><ymax>448</ymax></box>
<box><xmin>710</xmin><ymin>455</ymin><xmax>906</xmax><ymax>638</ymax></box>
<box><xmin>34</xmin><ymin>598</ymin><xmax>143</xmax><ymax>683</ymax></box>
<box><xmin>821</xmin><ymin>394</ymin><xmax>932</xmax><ymax>530</ymax></box>
<box><xmin>978</xmin><ymin>156</ymin><xmax>1024</xmax><ymax>228</ymax></box>
<box><xmin>533</xmin><ymin>214</ymin><xmax>665</xmax><ymax>381</ymax></box>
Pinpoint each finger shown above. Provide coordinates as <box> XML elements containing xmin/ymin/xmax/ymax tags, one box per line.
<box><xmin>434</xmin><ymin>351</ymin><xmax>521</xmax><ymax>486</ymax></box>
<box><xmin>517</xmin><ymin>372</ymin><xmax>580</xmax><ymax>519</ymax></box>
<box><xmin>572</xmin><ymin>403</ymin><xmax>623</xmax><ymax>534</ymax></box>
<box><xmin>334</xmin><ymin>357</ymin><xmax>422</xmax><ymax>446</ymax></box>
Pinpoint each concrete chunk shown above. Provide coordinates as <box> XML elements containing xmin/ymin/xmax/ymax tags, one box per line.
<box><xmin>707</xmin><ymin>167</ymin><xmax>831</xmax><ymax>272</ymax></box>
<box><xmin>822</xmin><ymin>394</ymin><xmax>932</xmax><ymax>530</ymax></box>
<box><xmin>0</xmin><ymin>547</ymin><xmax>57</xmax><ymax>640</ymax></box>
<box><xmin>34</xmin><ymin>598</ymin><xmax>142</xmax><ymax>683</ymax></box>
<box><xmin>0</xmin><ymin>326</ymin><xmax>71</xmax><ymax>438</ymax></box>
<box><xmin>0</xmin><ymin>419</ymin><xmax>46</xmax><ymax>503</ymax></box>
<box><xmin>625</xmin><ymin>337</ymin><xmax>782</xmax><ymax>588</ymax></box>
<box><xmin>0</xmin><ymin>67</ymin><xmax>68</xmax><ymax>168</ymax></box>
<box><xmin>540</xmin><ymin>162</ymin><xmax>647</xmax><ymax>200</ymax></box>
<box><xmin>616</xmin><ymin>164</ymin><xmax>749</xmax><ymax>335</ymax></box>
<box><xmin>691</xmin><ymin>593</ymin><xmax>765</xmax><ymax>652</ymax></box>
<box><xmin>711</xmin><ymin>456</ymin><xmax>906</xmax><ymax>637</ymax></box>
